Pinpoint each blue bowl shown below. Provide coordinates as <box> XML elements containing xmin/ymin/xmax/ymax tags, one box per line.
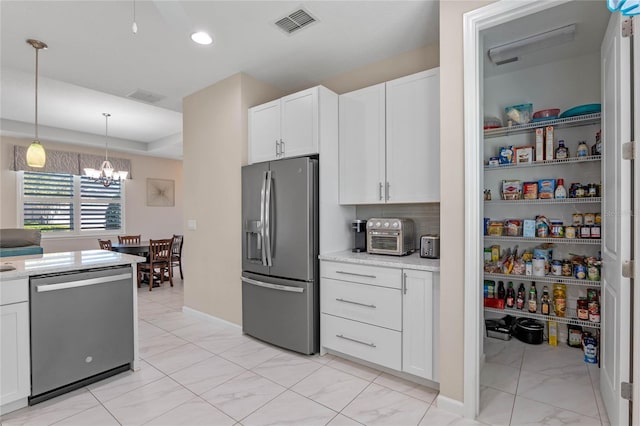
<box><xmin>559</xmin><ymin>104</ymin><xmax>601</xmax><ymax>118</ymax></box>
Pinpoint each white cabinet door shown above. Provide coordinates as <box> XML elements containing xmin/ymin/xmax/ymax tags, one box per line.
<box><xmin>281</xmin><ymin>87</ymin><xmax>318</xmax><ymax>159</ymax></box>
<box><xmin>339</xmin><ymin>84</ymin><xmax>386</xmax><ymax>204</ymax></box>
<box><xmin>386</xmin><ymin>68</ymin><xmax>440</xmax><ymax>203</ymax></box>
<box><xmin>402</xmin><ymin>269</ymin><xmax>433</xmax><ymax>380</ymax></box>
<box><xmin>0</xmin><ymin>302</ymin><xmax>30</xmax><ymax>407</ymax></box>
<box><xmin>249</xmin><ymin>99</ymin><xmax>281</xmax><ymax>164</ymax></box>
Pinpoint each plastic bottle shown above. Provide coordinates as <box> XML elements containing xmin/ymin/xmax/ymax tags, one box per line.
<box><xmin>554</xmin><ymin>178</ymin><xmax>567</xmax><ymax>199</ymax></box>
<box><xmin>555</xmin><ymin>140</ymin><xmax>569</xmax><ymax>159</ymax></box>
<box><xmin>577</xmin><ymin>141</ymin><xmax>589</xmax><ymax>157</ymax></box>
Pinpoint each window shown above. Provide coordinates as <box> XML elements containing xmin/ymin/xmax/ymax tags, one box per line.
<box><xmin>19</xmin><ymin>171</ymin><xmax>125</xmax><ymax>235</ymax></box>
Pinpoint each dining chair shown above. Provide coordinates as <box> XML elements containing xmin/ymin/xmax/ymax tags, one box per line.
<box><xmin>137</xmin><ymin>238</ymin><xmax>173</xmax><ymax>291</ymax></box>
<box><xmin>171</xmin><ymin>234</ymin><xmax>184</xmax><ymax>279</ymax></box>
<box><xmin>118</xmin><ymin>235</ymin><xmax>141</xmax><ymax>244</ymax></box>
<box><xmin>98</xmin><ymin>239</ymin><xmax>113</xmax><ymax>250</ymax></box>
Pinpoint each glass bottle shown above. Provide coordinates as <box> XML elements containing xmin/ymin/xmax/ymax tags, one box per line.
<box><xmin>497</xmin><ymin>281</ymin><xmax>506</xmax><ymax>301</ymax></box>
<box><xmin>592</xmin><ymin>130</ymin><xmax>602</xmax><ymax>156</ymax></box>
<box><xmin>555</xmin><ymin>140</ymin><xmax>569</xmax><ymax>159</ymax></box>
<box><xmin>541</xmin><ymin>286</ymin><xmax>551</xmax><ymax>315</ymax></box>
<box><xmin>516</xmin><ymin>283</ymin><xmax>526</xmax><ymax>310</ymax></box>
<box><xmin>528</xmin><ymin>282</ymin><xmax>538</xmax><ymax>313</ymax></box>
<box><xmin>506</xmin><ymin>282</ymin><xmax>515</xmax><ymax>308</ymax></box>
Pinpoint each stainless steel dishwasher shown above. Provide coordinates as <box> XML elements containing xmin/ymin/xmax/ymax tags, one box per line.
<box><xmin>29</xmin><ymin>266</ymin><xmax>134</xmax><ymax>405</ymax></box>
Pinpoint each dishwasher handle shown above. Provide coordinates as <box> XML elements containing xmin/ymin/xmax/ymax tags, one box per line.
<box><xmin>35</xmin><ymin>273</ymin><xmax>133</xmax><ymax>293</ymax></box>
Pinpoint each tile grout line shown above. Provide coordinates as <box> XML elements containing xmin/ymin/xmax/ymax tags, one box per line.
<box><xmin>85</xmin><ymin>387</ymin><xmax>124</xmax><ymax>426</ymax></box>
<box><xmin>507</xmin><ymin>344</ymin><xmax>526</xmax><ymax>425</ymax></box>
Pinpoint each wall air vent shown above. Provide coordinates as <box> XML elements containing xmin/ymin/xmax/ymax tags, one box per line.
<box><xmin>275</xmin><ymin>9</ymin><xmax>317</xmax><ymax>34</ymax></box>
<box><xmin>126</xmin><ymin>89</ymin><xmax>166</xmax><ymax>104</ymax></box>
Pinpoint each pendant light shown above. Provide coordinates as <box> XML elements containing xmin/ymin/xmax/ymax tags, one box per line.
<box><xmin>84</xmin><ymin>113</ymin><xmax>128</xmax><ymax>187</ymax></box>
<box><xmin>25</xmin><ymin>39</ymin><xmax>48</xmax><ymax>168</ymax></box>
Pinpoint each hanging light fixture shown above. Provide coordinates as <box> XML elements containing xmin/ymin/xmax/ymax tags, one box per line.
<box><xmin>25</xmin><ymin>39</ymin><xmax>48</xmax><ymax>168</ymax></box>
<box><xmin>84</xmin><ymin>113</ymin><xmax>128</xmax><ymax>187</ymax></box>
<box><xmin>132</xmin><ymin>0</ymin><xmax>138</xmax><ymax>34</ymax></box>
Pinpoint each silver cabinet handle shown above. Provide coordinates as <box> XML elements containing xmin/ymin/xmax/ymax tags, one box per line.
<box><xmin>336</xmin><ymin>334</ymin><xmax>376</xmax><ymax>348</ymax></box>
<box><xmin>403</xmin><ymin>272</ymin><xmax>407</xmax><ymax>295</ymax></box>
<box><xmin>280</xmin><ymin>139</ymin><xmax>285</xmax><ymax>157</ymax></box>
<box><xmin>36</xmin><ymin>273</ymin><xmax>132</xmax><ymax>292</ymax></box>
<box><xmin>379</xmin><ymin>182</ymin><xmax>383</xmax><ymax>201</ymax></box>
<box><xmin>335</xmin><ymin>271</ymin><xmax>376</xmax><ymax>279</ymax></box>
<box><xmin>386</xmin><ymin>182</ymin><xmax>390</xmax><ymax>200</ymax></box>
<box><xmin>275</xmin><ymin>140</ymin><xmax>281</xmax><ymax>157</ymax></box>
<box><xmin>264</xmin><ymin>170</ymin><xmax>273</xmax><ymax>267</ymax></box>
<box><xmin>241</xmin><ymin>277</ymin><xmax>304</xmax><ymax>293</ymax></box>
<box><xmin>335</xmin><ymin>298</ymin><xmax>376</xmax><ymax>309</ymax></box>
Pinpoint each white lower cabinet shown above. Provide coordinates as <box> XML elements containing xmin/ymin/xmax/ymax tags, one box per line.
<box><xmin>320</xmin><ymin>261</ymin><xmax>439</xmax><ymax>381</ymax></box>
<box><xmin>1</xmin><ymin>279</ymin><xmax>30</xmax><ymax>412</ymax></box>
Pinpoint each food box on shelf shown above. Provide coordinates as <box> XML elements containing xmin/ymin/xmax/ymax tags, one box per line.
<box><xmin>515</xmin><ymin>146</ymin><xmax>534</xmax><ymax>164</ymax></box>
<box><xmin>499</xmin><ymin>146</ymin><xmax>514</xmax><ymax>164</ymax></box>
<box><xmin>538</xmin><ymin>179</ymin><xmax>556</xmax><ymax>199</ymax></box>
<box><xmin>523</xmin><ymin>182</ymin><xmax>538</xmax><ymax>199</ymax></box>
<box><xmin>484</xmin><ymin>298</ymin><xmax>505</xmax><ymax>309</ymax></box>
<box><xmin>502</xmin><ymin>180</ymin><xmax>522</xmax><ymax>200</ymax></box>
<box><xmin>535</xmin><ymin>128</ymin><xmax>545</xmax><ymax>161</ymax></box>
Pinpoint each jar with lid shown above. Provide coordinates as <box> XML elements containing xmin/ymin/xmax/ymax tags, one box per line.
<box><xmin>553</xmin><ymin>283</ymin><xmax>567</xmax><ymax>317</ymax></box>
<box><xmin>587</xmin><ymin>258</ymin><xmax>601</xmax><ymax>281</ymax></box>
<box><xmin>575</xmin><ymin>185</ymin><xmax>586</xmax><ymax>198</ymax></box>
<box><xmin>588</xmin><ymin>183</ymin><xmax>598</xmax><ymax>197</ymax></box>
<box><xmin>589</xmin><ymin>300</ymin><xmax>601</xmax><ymax>323</ymax></box>
<box><xmin>561</xmin><ymin>260</ymin><xmax>573</xmax><ymax>277</ymax></box>
<box><xmin>577</xmin><ymin>297</ymin><xmax>589</xmax><ymax>320</ymax></box>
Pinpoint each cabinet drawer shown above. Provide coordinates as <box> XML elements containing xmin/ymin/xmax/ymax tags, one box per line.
<box><xmin>321</xmin><ymin>261</ymin><xmax>401</xmax><ymax>289</ymax></box>
<box><xmin>321</xmin><ymin>314</ymin><xmax>401</xmax><ymax>371</ymax></box>
<box><xmin>321</xmin><ymin>278</ymin><xmax>401</xmax><ymax>331</ymax></box>
<box><xmin>0</xmin><ymin>279</ymin><xmax>28</xmax><ymax>306</ymax></box>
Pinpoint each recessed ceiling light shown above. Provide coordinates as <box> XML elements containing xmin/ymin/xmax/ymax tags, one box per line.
<box><xmin>191</xmin><ymin>32</ymin><xmax>213</xmax><ymax>45</ymax></box>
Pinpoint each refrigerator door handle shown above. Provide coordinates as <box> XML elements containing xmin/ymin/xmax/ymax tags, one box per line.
<box><xmin>241</xmin><ymin>276</ymin><xmax>304</xmax><ymax>293</ymax></box>
<box><xmin>264</xmin><ymin>170</ymin><xmax>273</xmax><ymax>267</ymax></box>
<box><xmin>259</xmin><ymin>171</ymin><xmax>268</xmax><ymax>266</ymax></box>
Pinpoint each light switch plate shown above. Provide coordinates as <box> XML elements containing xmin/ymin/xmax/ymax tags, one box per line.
<box><xmin>187</xmin><ymin>220</ymin><xmax>197</xmax><ymax>230</ymax></box>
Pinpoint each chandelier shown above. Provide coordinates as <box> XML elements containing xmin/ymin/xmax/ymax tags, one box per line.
<box><xmin>84</xmin><ymin>113</ymin><xmax>128</xmax><ymax>187</ymax></box>
<box><xmin>25</xmin><ymin>39</ymin><xmax>48</xmax><ymax>168</ymax></box>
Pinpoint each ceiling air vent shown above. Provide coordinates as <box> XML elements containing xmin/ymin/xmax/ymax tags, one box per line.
<box><xmin>127</xmin><ymin>89</ymin><xmax>166</xmax><ymax>104</ymax></box>
<box><xmin>275</xmin><ymin>9</ymin><xmax>317</xmax><ymax>34</ymax></box>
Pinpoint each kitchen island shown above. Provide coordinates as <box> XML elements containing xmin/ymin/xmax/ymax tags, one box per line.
<box><xmin>0</xmin><ymin>250</ymin><xmax>144</xmax><ymax>415</ymax></box>
<box><xmin>318</xmin><ymin>250</ymin><xmax>440</xmax><ymax>386</ymax></box>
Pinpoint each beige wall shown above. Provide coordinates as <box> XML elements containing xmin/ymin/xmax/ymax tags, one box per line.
<box><xmin>182</xmin><ymin>73</ymin><xmax>282</xmax><ymax>325</ymax></box>
<box><xmin>439</xmin><ymin>0</ymin><xmax>496</xmax><ymax>405</ymax></box>
<box><xmin>320</xmin><ymin>43</ymin><xmax>439</xmax><ymax>94</ymax></box>
<box><xmin>0</xmin><ymin>135</ymin><xmax>183</xmax><ymax>253</ymax></box>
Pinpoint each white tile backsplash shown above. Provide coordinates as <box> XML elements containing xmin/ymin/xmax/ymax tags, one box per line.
<box><xmin>355</xmin><ymin>203</ymin><xmax>440</xmax><ymax>249</ymax></box>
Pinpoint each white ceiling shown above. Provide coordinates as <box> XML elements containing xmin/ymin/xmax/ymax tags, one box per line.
<box><xmin>0</xmin><ymin>1</ymin><xmax>440</xmax><ymax>160</ymax></box>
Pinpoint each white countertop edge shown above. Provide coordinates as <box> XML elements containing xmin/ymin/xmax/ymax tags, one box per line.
<box><xmin>0</xmin><ymin>250</ymin><xmax>145</xmax><ymax>280</ymax></box>
<box><xmin>319</xmin><ymin>250</ymin><xmax>440</xmax><ymax>272</ymax></box>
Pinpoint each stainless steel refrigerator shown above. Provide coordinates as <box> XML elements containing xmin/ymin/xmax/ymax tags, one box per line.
<box><xmin>241</xmin><ymin>156</ymin><xmax>319</xmax><ymax>354</ymax></box>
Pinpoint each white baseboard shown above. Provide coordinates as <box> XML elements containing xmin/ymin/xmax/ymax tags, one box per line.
<box><xmin>435</xmin><ymin>394</ymin><xmax>465</xmax><ymax>417</ymax></box>
<box><xmin>182</xmin><ymin>306</ymin><xmax>242</xmax><ymax>330</ymax></box>
<box><xmin>0</xmin><ymin>398</ymin><xmax>28</xmax><ymax>416</ymax></box>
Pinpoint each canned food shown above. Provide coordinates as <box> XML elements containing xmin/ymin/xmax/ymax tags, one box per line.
<box><xmin>591</xmin><ymin>225</ymin><xmax>601</xmax><ymax>239</ymax></box>
<box><xmin>550</xmin><ymin>223</ymin><xmax>564</xmax><ymax>238</ymax></box>
<box><xmin>595</xmin><ymin>213</ymin><xmax>602</xmax><ymax>224</ymax></box>
<box><xmin>565</xmin><ymin>226</ymin><xmax>576</xmax><ymax>239</ymax></box>
<box><xmin>580</xmin><ymin>226</ymin><xmax>591</xmax><ymax>239</ymax></box>
<box><xmin>584</xmin><ymin>213</ymin><xmax>595</xmax><ymax>225</ymax></box>
<box><xmin>577</xmin><ymin>297</ymin><xmax>589</xmax><ymax>320</ymax></box>
<box><xmin>533</xmin><ymin>257</ymin><xmax>546</xmax><ymax>277</ymax></box>
<box><xmin>574</xmin><ymin>263</ymin><xmax>587</xmax><ymax>279</ymax></box>
<box><xmin>562</xmin><ymin>260</ymin><xmax>573</xmax><ymax>277</ymax></box>
<box><xmin>551</xmin><ymin>260</ymin><xmax>562</xmax><ymax>276</ymax></box>
<box><xmin>589</xmin><ymin>300</ymin><xmax>600</xmax><ymax>323</ymax></box>
<box><xmin>587</xmin><ymin>259</ymin><xmax>601</xmax><ymax>281</ymax></box>
<box><xmin>572</xmin><ymin>213</ymin><xmax>583</xmax><ymax>225</ymax></box>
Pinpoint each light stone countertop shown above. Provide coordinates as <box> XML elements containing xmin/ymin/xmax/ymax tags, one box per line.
<box><xmin>0</xmin><ymin>250</ymin><xmax>145</xmax><ymax>280</ymax></box>
<box><xmin>319</xmin><ymin>250</ymin><xmax>440</xmax><ymax>272</ymax></box>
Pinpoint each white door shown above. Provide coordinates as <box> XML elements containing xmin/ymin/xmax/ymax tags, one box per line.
<box><xmin>600</xmin><ymin>12</ymin><xmax>632</xmax><ymax>426</ymax></box>
<box><xmin>339</xmin><ymin>83</ymin><xmax>386</xmax><ymax>204</ymax></box>
<box><xmin>402</xmin><ymin>269</ymin><xmax>434</xmax><ymax>380</ymax></box>
<box><xmin>281</xmin><ymin>87</ymin><xmax>318</xmax><ymax>159</ymax></box>
<box><xmin>632</xmin><ymin>15</ymin><xmax>640</xmax><ymax>426</ymax></box>
<box><xmin>386</xmin><ymin>68</ymin><xmax>440</xmax><ymax>203</ymax></box>
<box><xmin>249</xmin><ymin>99</ymin><xmax>281</xmax><ymax>164</ymax></box>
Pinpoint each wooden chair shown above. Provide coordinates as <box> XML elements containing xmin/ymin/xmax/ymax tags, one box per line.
<box><xmin>98</xmin><ymin>239</ymin><xmax>113</xmax><ymax>250</ymax></box>
<box><xmin>137</xmin><ymin>238</ymin><xmax>173</xmax><ymax>291</ymax></box>
<box><xmin>171</xmin><ymin>234</ymin><xmax>184</xmax><ymax>279</ymax></box>
<box><xmin>118</xmin><ymin>235</ymin><xmax>141</xmax><ymax>244</ymax></box>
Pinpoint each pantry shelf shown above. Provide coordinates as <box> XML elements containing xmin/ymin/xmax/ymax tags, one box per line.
<box><xmin>485</xmin><ymin>197</ymin><xmax>601</xmax><ymax>205</ymax></box>
<box><xmin>483</xmin><ymin>113</ymin><xmax>601</xmax><ymax>139</ymax></box>
<box><xmin>484</xmin><ymin>236</ymin><xmax>601</xmax><ymax>245</ymax></box>
<box><xmin>484</xmin><ymin>155</ymin><xmax>601</xmax><ymax>171</ymax></box>
<box><xmin>484</xmin><ymin>273</ymin><xmax>600</xmax><ymax>287</ymax></box>
<box><xmin>484</xmin><ymin>307</ymin><xmax>600</xmax><ymax>329</ymax></box>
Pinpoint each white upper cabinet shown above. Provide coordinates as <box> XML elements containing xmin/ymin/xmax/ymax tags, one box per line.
<box><xmin>338</xmin><ymin>68</ymin><xmax>440</xmax><ymax>204</ymax></box>
<box><xmin>249</xmin><ymin>87</ymin><xmax>319</xmax><ymax>164</ymax></box>
<box><xmin>339</xmin><ymin>83</ymin><xmax>386</xmax><ymax>204</ymax></box>
<box><xmin>386</xmin><ymin>69</ymin><xmax>440</xmax><ymax>203</ymax></box>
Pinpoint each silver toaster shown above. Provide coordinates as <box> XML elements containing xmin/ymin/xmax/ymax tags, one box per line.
<box><xmin>420</xmin><ymin>234</ymin><xmax>440</xmax><ymax>259</ymax></box>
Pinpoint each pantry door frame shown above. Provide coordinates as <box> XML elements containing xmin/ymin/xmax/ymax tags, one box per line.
<box><xmin>462</xmin><ymin>0</ymin><xmax>572</xmax><ymax>418</ymax></box>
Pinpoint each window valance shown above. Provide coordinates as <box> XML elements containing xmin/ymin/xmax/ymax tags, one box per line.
<box><xmin>14</xmin><ymin>145</ymin><xmax>132</xmax><ymax>178</ymax></box>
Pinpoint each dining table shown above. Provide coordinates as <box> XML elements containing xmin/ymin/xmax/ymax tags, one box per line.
<box><xmin>110</xmin><ymin>242</ymin><xmax>159</xmax><ymax>286</ymax></box>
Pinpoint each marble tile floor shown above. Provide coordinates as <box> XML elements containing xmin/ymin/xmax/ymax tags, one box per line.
<box><xmin>1</xmin><ymin>279</ymin><xmax>607</xmax><ymax>426</ymax></box>
<box><xmin>479</xmin><ymin>337</ymin><xmax>610</xmax><ymax>425</ymax></box>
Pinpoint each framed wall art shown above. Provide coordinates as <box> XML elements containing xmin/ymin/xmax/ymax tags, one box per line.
<box><xmin>146</xmin><ymin>178</ymin><xmax>175</xmax><ymax>207</ymax></box>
